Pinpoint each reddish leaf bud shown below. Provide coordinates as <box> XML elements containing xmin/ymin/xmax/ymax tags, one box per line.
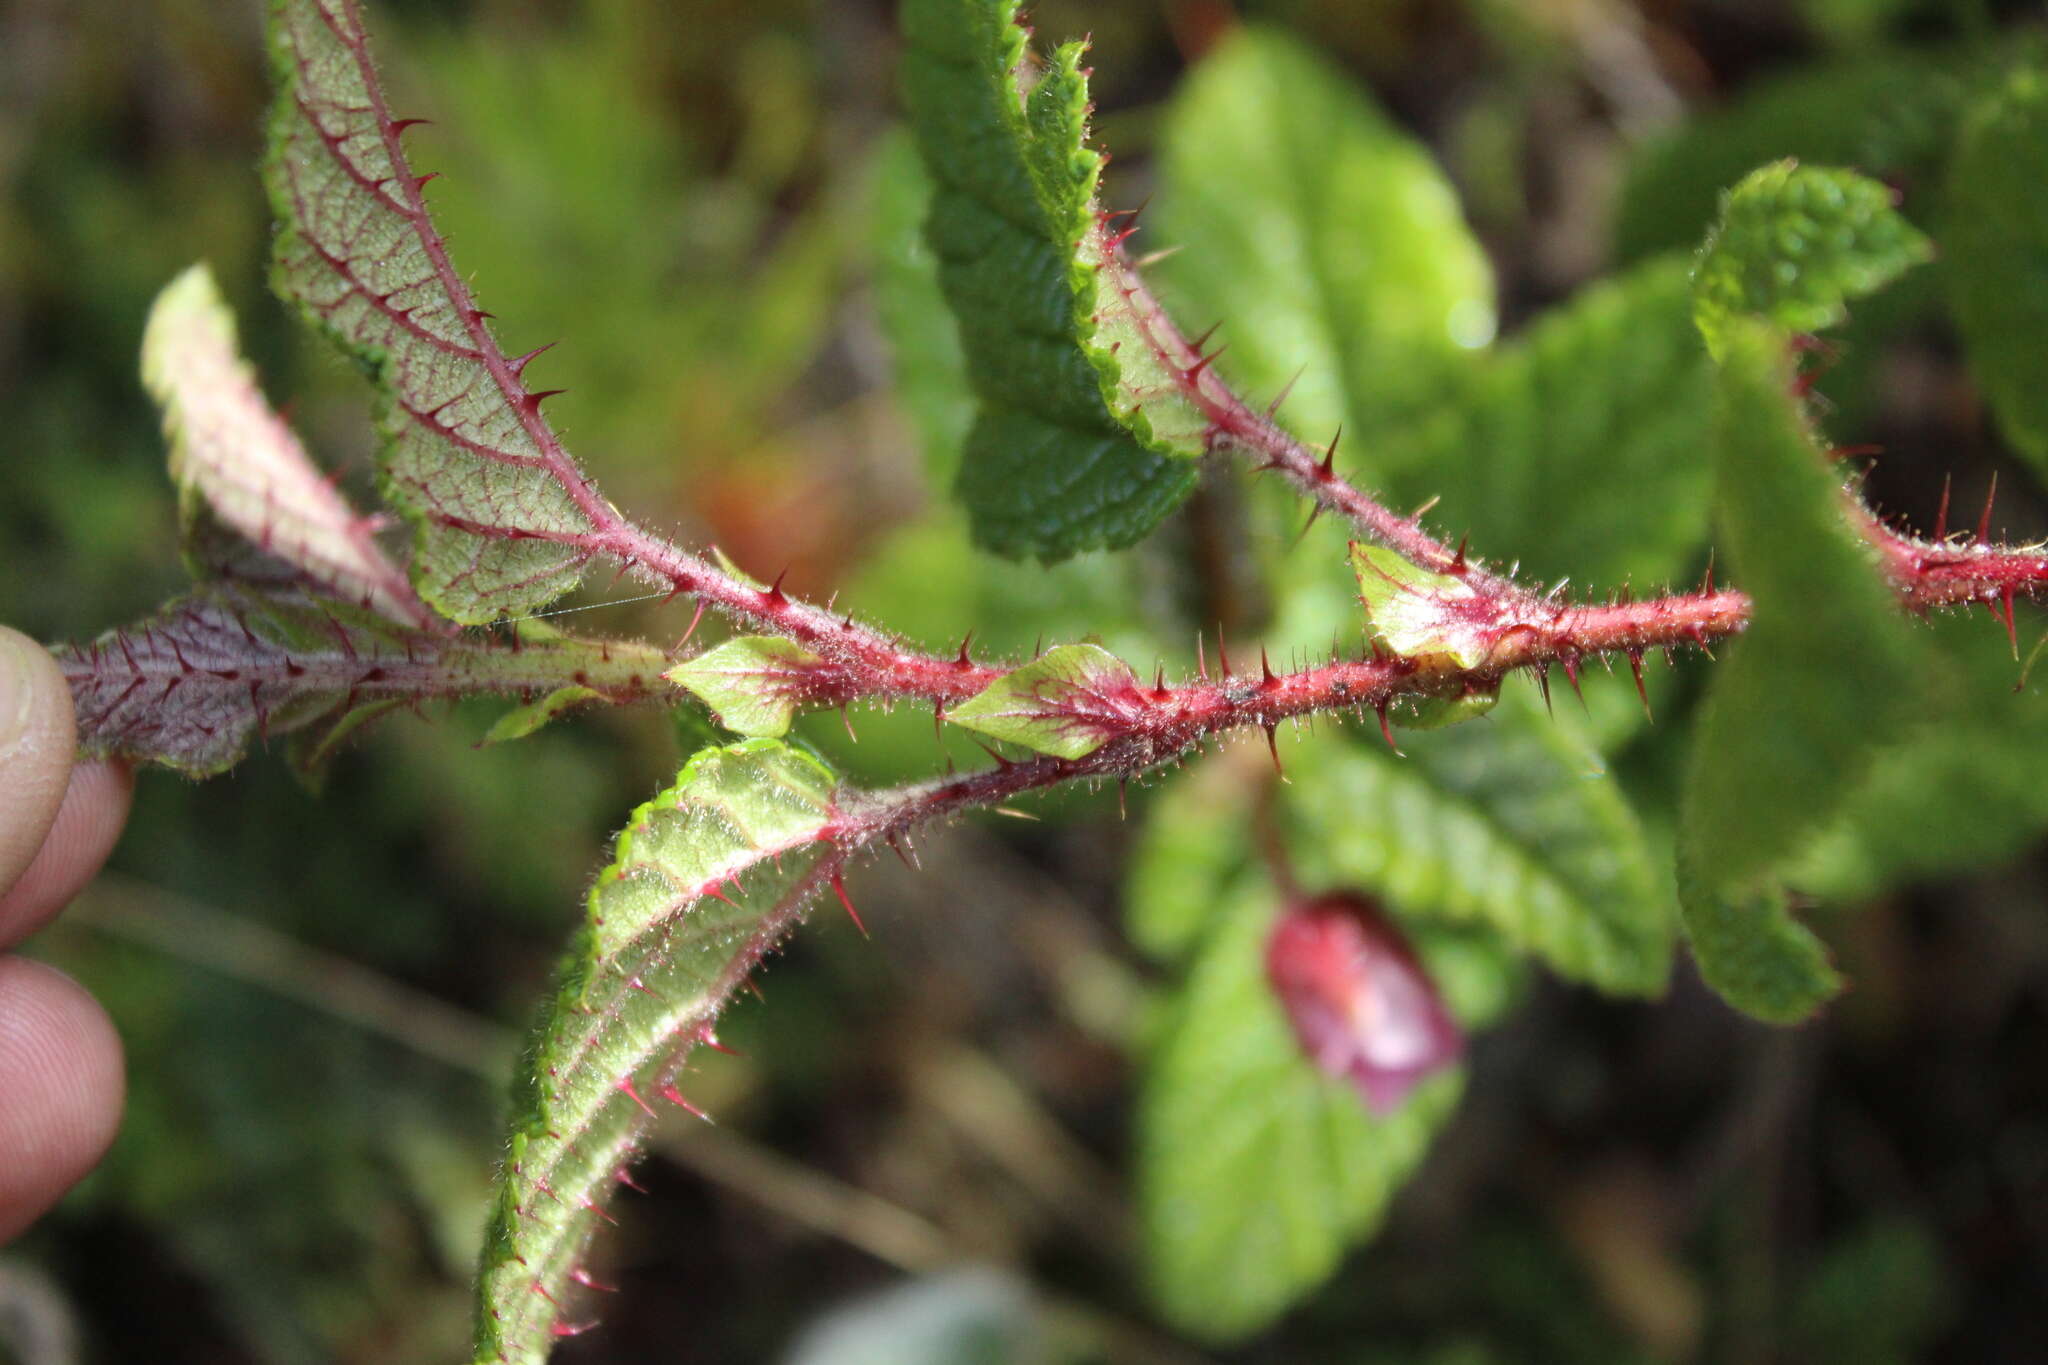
<box><xmin>1264</xmin><ymin>892</ymin><xmax>1463</xmax><ymax>1116</ymax></box>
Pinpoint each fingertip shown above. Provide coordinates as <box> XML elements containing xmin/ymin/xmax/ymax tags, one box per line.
<box><xmin>0</xmin><ymin>628</ymin><xmax>78</xmax><ymax>895</ymax></box>
<box><xmin>0</xmin><ymin>957</ymin><xmax>125</xmax><ymax>1245</ymax></box>
<box><xmin>0</xmin><ymin>762</ymin><xmax>134</xmax><ymax>949</ymax></box>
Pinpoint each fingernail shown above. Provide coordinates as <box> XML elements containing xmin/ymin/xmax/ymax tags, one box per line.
<box><xmin>0</xmin><ymin>631</ymin><xmax>35</xmax><ymax>754</ymax></box>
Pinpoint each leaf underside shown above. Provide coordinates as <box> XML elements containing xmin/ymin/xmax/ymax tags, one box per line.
<box><xmin>900</xmin><ymin>0</ymin><xmax>1200</xmax><ymax>561</ymax></box>
<box><xmin>474</xmin><ymin>740</ymin><xmax>845</xmax><ymax>1363</ymax></box>
<box><xmin>266</xmin><ymin>0</ymin><xmax>600</xmax><ymax>623</ymax></box>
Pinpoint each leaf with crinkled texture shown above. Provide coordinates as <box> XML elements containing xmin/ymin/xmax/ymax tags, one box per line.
<box><xmin>475</xmin><ymin>740</ymin><xmax>847</xmax><ymax>1362</ymax></box>
<box><xmin>900</xmin><ymin>0</ymin><xmax>1201</xmax><ymax>561</ymax></box>
<box><xmin>1137</xmin><ymin>869</ymin><xmax>1464</xmax><ymax>1343</ymax></box>
<box><xmin>145</xmin><ymin>263</ymin><xmax>436</xmax><ymax>629</ymax></box>
<box><xmin>1677</xmin><ymin>322</ymin><xmax>1930</xmax><ymax>1023</ymax></box>
<box><xmin>1946</xmin><ymin>66</ymin><xmax>2048</xmax><ymax>483</ymax></box>
<box><xmin>266</xmin><ymin>0</ymin><xmax>601</xmax><ymax>623</ymax></box>
<box><xmin>55</xmin><ymin>584</ymin><xmax>663</xmax><ymax>778</ymax></box>
<box><xmin>944</xmin><ymin>644</ymin><xmax>1142</xmax><ymax>759</ymax></box>
<box><xmin>1152</xmin><ymin>26</ymin><xmax>1495</xmax><ymax>455</ymax></box>
<box><xmin>1368</xmin><ymin>257</ymin><xmax>1715</xmax><ymax>593</ymax></box>
<box><xmin>665</xmin><ymin>637</ymin><xmax>832</xmax><ymax>739</ymax></box>
<box><xmin>1692</xmin><ymin>161</ymin><xmax>1931</xmax><ymax>356</ymax></box>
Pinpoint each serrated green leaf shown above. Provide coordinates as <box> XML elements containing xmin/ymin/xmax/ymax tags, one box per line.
<box><xmin>1692</xmin><ymin>160</ymin><xmax>1932</xmax><ymax>355</ymax></box>
<box><xmin>666</xmin><ymin>636</ymin><xmax>829</xmax><ymax>739</ymax></box>
<box><xmin>1153</xmin><ymin>26</ymin><xmax>1495</xmax><ymax>454</ymax></box>
<box><xmin>1138</xmin><ymin>874</ymin><xmax>1463</xmax><ymax>1342</ymax></box>
<box><xmin>1946</xmin><ymin>66</ymin><xmax>2048</xmax><ymax>483</ymax></box>
<box><xmin>1369</xmin><ymin>256</ymin><xmax>1716</xmax><ymax>592</ymax></box>
<box><xmin>476</xmin><ymin>740</ymin><xmax>844</xmax><ymax>1362</ymax></box>
<box><xmin>944</xmin><ymin>643</ymin><xmax>1140</xmax><ymax>760</ymax></box>
<box><xmin>482</xmin><ymin>685</ymin><xmax>603</xmax><ymax>746</ymax></box>
<box><xmin>1287</xmin><ymin>695</ymin><xmax>1675</xmax><ymax>996</ymax></box>
<box><xmin>900</xmin><ymin>0</ymin><xmax>1200</xmax><ymax>561</ymax></box>
<box><xmin>1676</xmin><ymin>322</ymin><xmax>1930</xmax><ymax>1023</ymax></box>
<box><xmin>265</xmin><ymin>0</ymin><xmax>598</xmax><ymax>623</ymax></box>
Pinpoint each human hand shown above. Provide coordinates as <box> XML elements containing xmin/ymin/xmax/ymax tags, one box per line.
<box><xmin>0</xmin><ymin>626</ymin><xmax>130</xmax><ymax>1243</ymax></box>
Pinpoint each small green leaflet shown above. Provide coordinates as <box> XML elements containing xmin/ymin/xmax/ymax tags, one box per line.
<box><xmin>666</xmin><ymin>636</ymin><xmax>831</xmax><ymax>739</ymax></box>
<box><xmin>1677</xmin><ymin>322</ymin><xmax>1929</xmax><ymax>1023</ymax></box>
<box><xmin>1946</xmin><ymin>65</ymin><xmax>2048</xmax><ymax>483</ymax></box>
<box><xmin>1350</xmin><ymin>543</ymin><xmax>1492</xmax><ymax>669</ymax></box>
<box><xmin>482</xmin><ymin>686</ymin><xmax>603</xmax><ymax>745</ymax></box>
<box><xmin>1692</xmin><ymin>160</ymin><xmax>1932</xmax><ymax>357</ymax></box>
<box><xmin>899</xmin><ymin>0</ymin><xmax>1201</xmax><ymax>561</ymax></box>
<box><xmin>475</xmin><ymin>740</ymin><xmax>846</xmax><ymax>1363</ymax></box>
<box><xmin>943</xmin><ymin>643</ymin><xmax>1140</xmax><ymax>759</ymax></box>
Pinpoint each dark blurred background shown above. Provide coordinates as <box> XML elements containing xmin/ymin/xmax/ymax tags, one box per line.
<box><xmin>5</xmin><ymin>0</ymin><xmax>2048</xmax><ymax>1361</ymax></box>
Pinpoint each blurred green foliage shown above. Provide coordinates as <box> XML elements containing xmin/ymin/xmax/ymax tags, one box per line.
<box><xmin>11</xmin><ymin>0</ymin><xmax>2048</xmax><ymax>1362</ymax></box>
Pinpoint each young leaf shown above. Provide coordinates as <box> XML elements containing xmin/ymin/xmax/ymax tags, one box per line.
<box><xmin>665</xmin><ymin>636</ymin><xmax>837</xmax><ymax>739</ymax></box>
<box><xmin>266</xmin><ymin>0</ymin><xmax>604</xmax><ymax>623</ymax></box>
<box><xmin>1152</xmin><ymin>26</ymin><xmax>1495</xmax><ymax>450</ymax></box>
<box><xmin>55</xmin><ymin>584</ymin><xmax>664</xmax><ymax>778</ymax></box>
<box><xmin>1676</xmin><ymin>322</ymin><xmax>1929</xmax><ymax>1022</ymax></box>
<box><xmin>144</xmin><ymin>263</ymin><xmax>435</xmax><ymax>630</ymax></box>
<box><xmin>1691</xmin><ymin>160</ymin><xmax>1932</xmax><ymax>356</ymax></box>
<box><xmin>1350</xmin><ymin>543</ymin><xmax>1494</xmax><ymax>669</ymax></box>
<box><xmin>1946</xmin><ymin>66</ymin><xmax>2048</xmax><ymax>482</ymax></box>
<box><xmin>900</xmin><ymin>0</ymin><xmax>1200</xmax><ymax>561</ymax></box>
<box><xmin>1138</xmin><ymin>869</ymin><xmax>1463</xmax><ymax>1342</ymax></box>
<box><xmin>476</xmin><ymin>740</ymin><xmax>846</xmax><ymax>1361</ymax></box>
<box><xmin>943</xmin><ymin>643</ymin><xmax>1142</xmax><ymax>760</ymax></box>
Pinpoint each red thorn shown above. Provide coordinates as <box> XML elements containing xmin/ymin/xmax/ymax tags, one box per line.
<box><xmin>840</xmin><ymin>706</ymin><xmax>858</xmax><ymax>742</ymax></box>
<box><xmin>1373</xmin><ymin>700</ymin><xmax>1403</xmax><ymax>755</ymax></box>
<box><xmin>971</xmin><ymin>739</ymin><xmax>1016</xmax><ymax>769</ymax></box>
<box><xmin>571</xmin><ymin>1267</ymin><xmax>619</xmax><ymax>1293</ymax></box>
<box><xmin>701</xmin><ymin>1032</ymin><xmax>743</xmax><ymax>1057</ymax></box>
<box><xmin>1196</xmin><ymin>633</ymin><xmax>1209</xmax><ymax>681</ymax></box>
<box><xmin>1153</xmin><ymin>664</ymin><xmax>1170</xmax><ymax>699</ymax></box>
<box><xmin>388</xmin><ymin>117</ymin><xmax>432</xmax><ymax>134</ymax></box>
<box><xmin>1934</xmin><ymin>472</ymin><xmax>1952</xmax><ymax>542</ymax></box>
<box><xmin>579</xmin><ymin>1197</ymin><xmax>618</xmax><ymax>1226</ymax></box>
<box><xmin>1190</xmin><ymin>320</ymin><xmax>1222</xmax><ymax>351</ymax></box>
<box><xmin>659</xmin><ymin>1084</ymin><xmax>712</xmax><ymax>1121</ymax></box>
<box><xmin>509</xmin><ymin>341</ymin><xmax>558</xmax><ymax>377</ymax></box>
<box><xmin>1217</xmin><ymin>634</ymin><xmax>1233</xmax><ymax>679</ymax></box>
<box><xmin>1559</xmin><ymin>656</ymin><xmax>1586</xmax><ymax>708</ymax></box>
<box><xmin>526</xmin><ymin>389</ymin><xmax>566</xmax><ymax>412</ymax></box>
<box><xmin>1298</xmin><ymin>501</ymin><xmax>1326</xmax><ymax>542</ymax></box>
<box><xmin>1701</xmin><ymin>550</ymin><xmax>1716</xmax><ymax>597</ymax></box>
<box><xmin>676</xmin><ymin>599</ymin><xmax>707</xmax><ymax>652</ymax></box>
<box><xmin>933</xmin><ymin>703</ymin><xmax>946</xmax><ymax>744</ymax></box>
<box><xmin>1535</xmin><ymin>663</ymin><xmax>1554</xmax><ymax>717</ymax></box>
<box><xmin>2001</xmin><ymin>585</ymin><xmax>2018</xmax><ymax>657</ymax></box>
<box><xmin>614</xmin><ymin>1168</ymin><xmax>647</xmax><ymax>1195</ymax></box>
<box><xmin>412</xmin><ymin>172</ymin><xmax>440</xmax><ymax>190</ymax></box>
<box><xmin>615</xmin><ymin>1077</ymin><xmax>658</xmax><ymax>1118</ymax></box>
<box><xmin>702</xmin><ymin>881</ymin><xmax>738</xmax><ymax>908</ymax></box>
<box><xmin>887</xmin><ymin>831</ymin><xmax>917</xmax><ymax>871</ymax></box>
<box><xmin>1266</xmin><ymin>366</ymin><xmax>1307</xmax><ymax>418</ymax></box>
<box><xmin>1626</xmin><ymin>650</ymin><xmax>1652</xmax><ymax>721</ymax></box>
<box><xmin>1262</xmin><ymin>721</ymin><xmax>1283</xmax><ymax>774</ymax></box>
<box><xmin>955</xmin><ymin>631</ymin><xmax>975</xmax><ymax>668</ymax></box>
<box><xmin>830</xmin><ymin>869</ymin><xmax>868</xmax><ymax>937</ymax></box>
<box><xmin>1317</xmin><ymin>426</ymin><xmax>1342</xmax><ymax>479</ymax></box>
<box><xmin>762</xmin><ymin>568</ymin><xmax>790</xmax><ymax>606</ymax></box>
<box><xmin>1187</xmin><ymin>343</ymin><xmax>1226</xmax><ymax>381</ymax></box>
<box><xmin>1978</xmin><ymin>472</ymin><xmax>1999</xmax><ymax>545</ymax></box>
<box><xmin>1260</xmin><ymin>646</ymin><xmax>1277</xmax><ymax>689</ymax></box>
<box><xmin>1451</xmin><ymin>533</ymin><xmax>1469</xmax><ymax>574</ymax></box>
<box><xmin>550</xmin><ymin>1319</ymin><xmax>599</xmax><ymax>1339</ymax></box>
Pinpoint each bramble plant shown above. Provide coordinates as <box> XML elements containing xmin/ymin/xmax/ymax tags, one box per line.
<box><xmin>39</xmin><ymin>0</ymin><xmax>2048</xmax><ymax>1358</ymax></box>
